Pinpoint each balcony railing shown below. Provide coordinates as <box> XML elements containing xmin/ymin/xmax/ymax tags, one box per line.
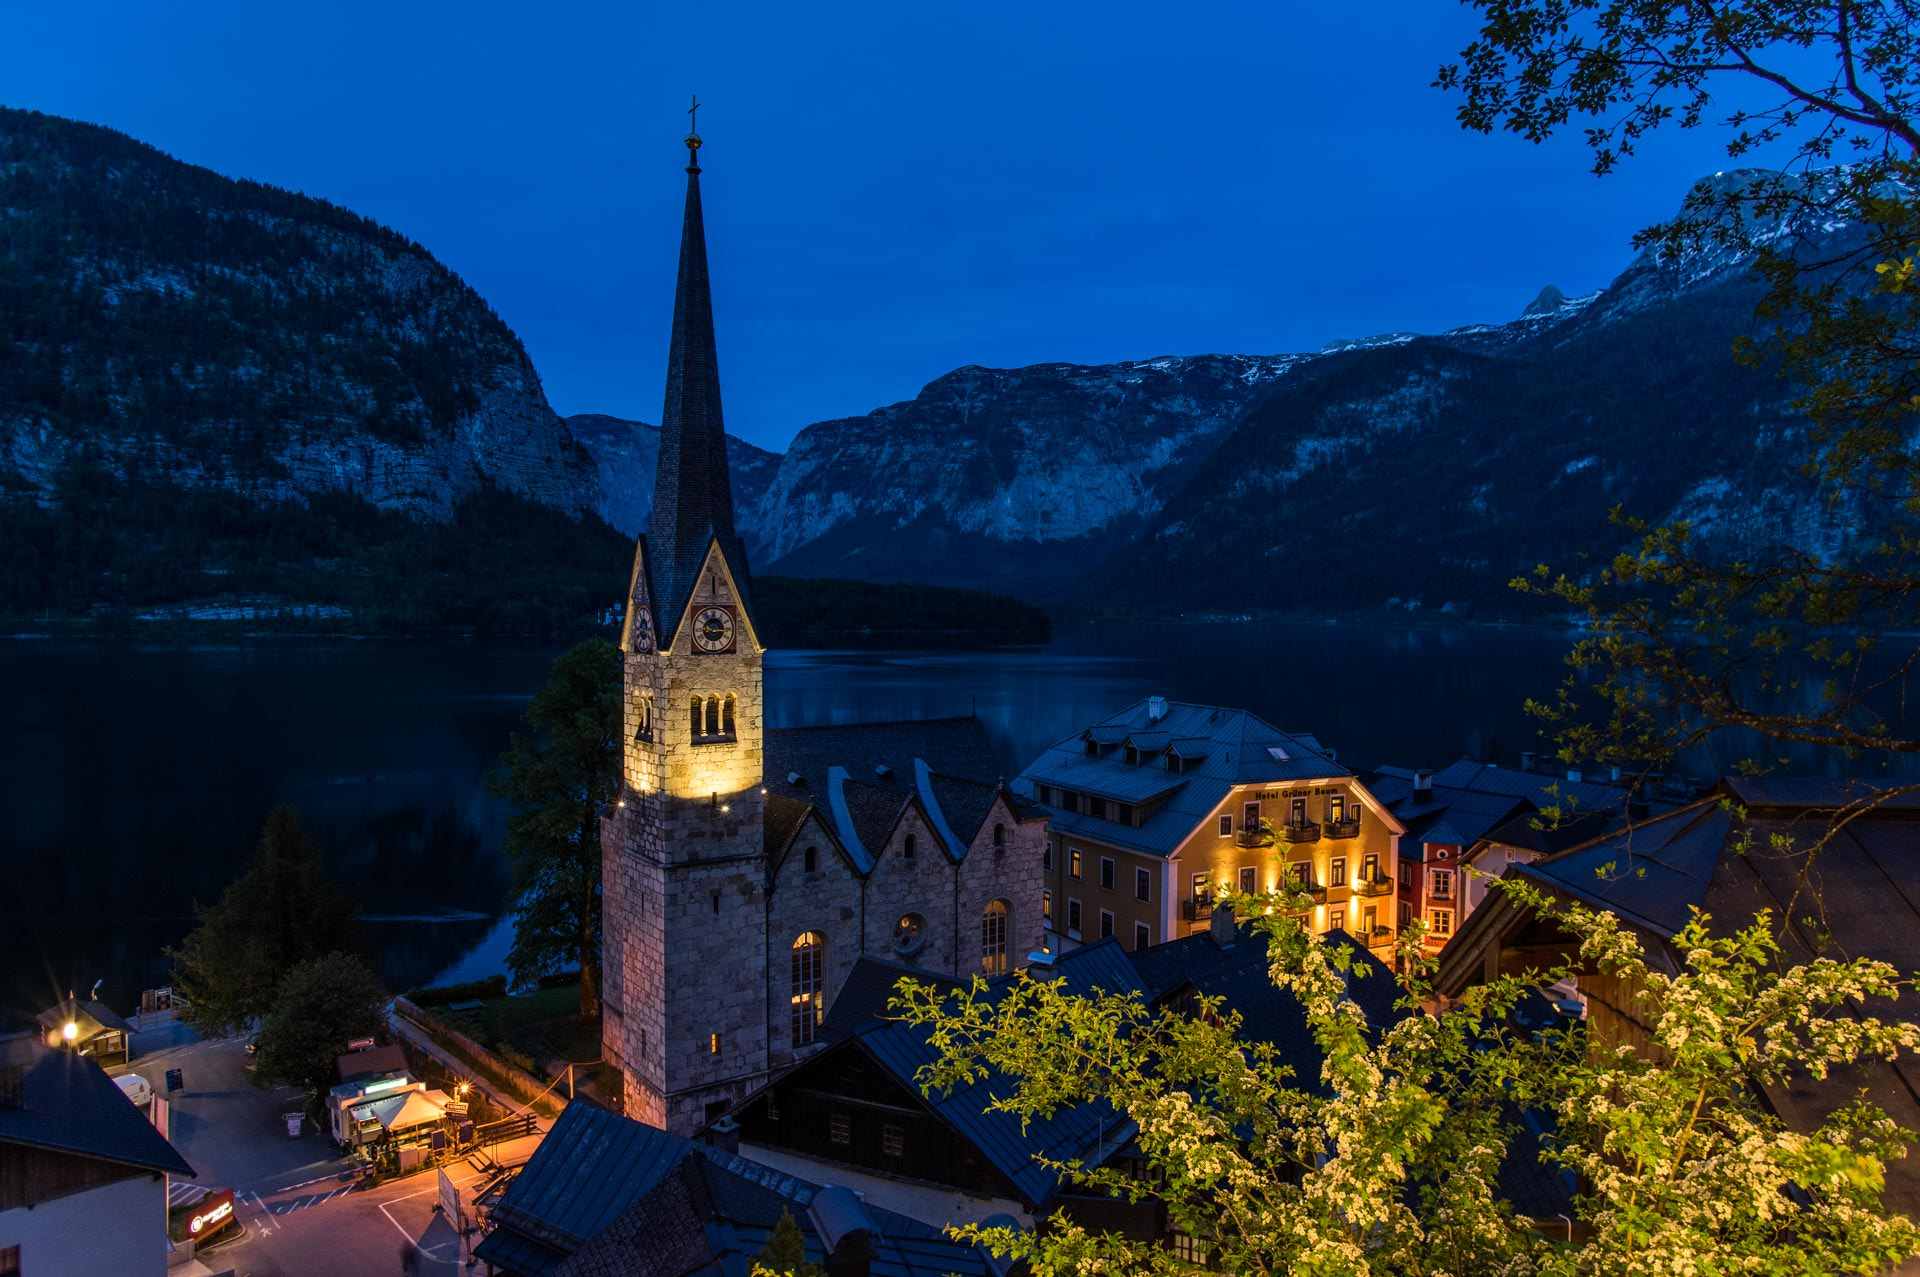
<box><xmin>1234</xmin><ymin>828</ymin><xmax>1274</xmax><ymax>849</ymax></box>
<box><xmin>1324</xmin><ymin>817</ymin><xmax>1361</xmax><ymax>840</ymax></box>
<box><xmin>1279</xmin><ymin>821</ymin><xmax>1321</xmax><ymax>845</ymax></box>
<box><xmin>1282</xmin><ymin>880</ymin><xmax>1327</xmax><ymax>903</ymax></box>
<box><xmin>1181</xmin><ymin>898</ymin><xmax>1215</xmax><ymax>922</ymax></box>
<box><xmin>1355</xmin><ymin>873</ymin><xmax>1394</xmax><ymax>898</ymax></box>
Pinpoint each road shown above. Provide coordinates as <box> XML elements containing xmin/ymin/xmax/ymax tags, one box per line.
<box><xmin>118</xmin><ymin>1031</ymin><xmax>544</xmax><ymax>1275</ymax></box>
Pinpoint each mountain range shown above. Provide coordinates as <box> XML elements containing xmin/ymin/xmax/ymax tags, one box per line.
<box><xmin>0</xmin><ymin>105</ymin><xmax>1854</xmax><ymax>626</ymax></box>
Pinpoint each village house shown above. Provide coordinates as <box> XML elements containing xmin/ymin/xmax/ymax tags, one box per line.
<box><xmin>718</xmin><ymin>909</ymin><xmax>1414</xmax><ymax>1256</ymax></box>
<box><xmin>0</xmin><ymin>1032</ymin><xmax>195</xmax><ymax>1277</ymax></box>
<box><xmin>1015</xmin><ymin>699</ymin><xmax>1402</xmax><ymax>959</ymax></box>
<box><xmin>1434</xmin><ymin>777</ymin><xmax>1920</xmax><ymax>1217</ymax></box>
<box><xmin>1363</xmin><ymin>759</ymin><xmax>1656</xmax><ymax>954</ymax></box>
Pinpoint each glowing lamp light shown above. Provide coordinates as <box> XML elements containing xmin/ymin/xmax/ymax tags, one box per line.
<box><xmin>61</xmin><ymin>1021</ymin><xmax>77</xmax><ymax>1043</ymax></box>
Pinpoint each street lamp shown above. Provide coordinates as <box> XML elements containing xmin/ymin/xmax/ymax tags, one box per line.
<box><xmin>61</xmin><ymin>1021</ymin><xmax>77</xmax><ymax>1046</ymax></box>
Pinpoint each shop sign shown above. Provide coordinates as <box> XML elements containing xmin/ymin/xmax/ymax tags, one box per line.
<box><xmin>170</xmin><ymin>1189</ymin><xmax>236</xmax><ymax>1243</ymax></box>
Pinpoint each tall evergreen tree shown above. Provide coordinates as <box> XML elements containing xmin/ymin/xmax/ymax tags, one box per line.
<box><xmin>168</xmin><ymin>805</ymin><xmax>357</xmax><ymax>1038</ymax></box>
<box><xmin>488</xmin><ymin>638</ymin><xmax>621</xmax><ymax>1019</ymax></box>
<box><xmin>754</xmin><ymin>1208</ymin><xmax>823</xmax><ymax>1277</ymax></box>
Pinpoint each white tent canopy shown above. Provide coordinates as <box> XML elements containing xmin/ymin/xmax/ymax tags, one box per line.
<box><xmin>370</xmin><ymin>1088</ymin><xmax>449</xmax><ymax>1132</ymax></box>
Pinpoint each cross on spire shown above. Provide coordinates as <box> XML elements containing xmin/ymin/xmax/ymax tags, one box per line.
<box><xmin>684</xmin><ymin>93</ymin><xmax>703</xmax><ymax>173</ymax></box>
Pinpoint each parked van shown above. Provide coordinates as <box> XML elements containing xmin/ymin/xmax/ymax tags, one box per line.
<box><xmin>113</xmin><ymin>1072</ymin><xmax>153</xmax><ymax>1108</ymax></box>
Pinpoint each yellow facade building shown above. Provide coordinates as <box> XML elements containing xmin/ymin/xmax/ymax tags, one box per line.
<box><xmin>1015</xmin><ymin>698</ymin><xmax>1404</xmax><ymax>960</ymax></box>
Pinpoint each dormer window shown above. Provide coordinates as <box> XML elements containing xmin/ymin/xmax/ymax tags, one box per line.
<box><xmin>1167</xmin><ymin>755</ymin><xmax>1183</xmax><ymax>775</ymax></box>
<box><xmin>1124</xmin><ymin>746</ymin><xmax>1139</xmax><ymax>765</ymax></box>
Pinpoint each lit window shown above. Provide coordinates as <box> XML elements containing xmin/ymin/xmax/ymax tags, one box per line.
<box><xmin>1330</xmin><ymin>856</ymin><xmax>1347</xmax><ymax>885</ymax></box>
<box><xmin>892</xmin><ymin>912</ymin><xmax>926</xmax><ymax>954</ymax></box>
<box><xmin>1042</xmin><ymin>889</ymin><xmax>1053</xmax><ymax>925</ymax></box>
<box><xmin>982</xmin><ymin>900</ymin><xmax>1009</xmax><ymax>975</ymax></box>
<box><xmin>790</xmin><ymin>932</ymin><xmax>826</xmax><ymax>1046</ymax></box>
<box><xmin>1432</xmin><ymin>909</ymin><xmax>1454</xmax><ymax>937</ymax></box>
<box><xmin>1171</xmin><ymin>1231</ymin><xmax>1208</xmax><ymax>1264</ymax></box>
<box><xmin>709</xmin><ymin>1033</ymin><xmax>722</xmax><ymax>1055</ymax></box>
<box><xmin>1069</xmin><ymin>848</ymin><xmax>1083</xmax><ymax>879</ymax></box>
<box><xmin>1329</xmin><ymin>909</ymin><xmax>1345</xmax><ymax>934</ymax></box>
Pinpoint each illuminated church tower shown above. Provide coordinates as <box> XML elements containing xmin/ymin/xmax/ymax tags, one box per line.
<box><xmin>601</xmin><ymin>115</ymin><xmax>769</xmax><ymax>1133</ymax></box>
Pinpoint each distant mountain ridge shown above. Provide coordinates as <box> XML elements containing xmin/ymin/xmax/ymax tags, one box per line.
<box><xmin>0</xmin><ymin>103</ymin><xmax>1865</xmax><ymax>625</ymax></box>
<box><xmin>563</xmin><ymin>412</ymin><xmax>779</xmax><ymax>539</ymax></box>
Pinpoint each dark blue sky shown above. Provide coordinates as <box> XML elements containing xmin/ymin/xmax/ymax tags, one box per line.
<box><xmin>2</xmin><ymin>1</ymin><xmax>1775</xmax><ymax>452</ymax></box>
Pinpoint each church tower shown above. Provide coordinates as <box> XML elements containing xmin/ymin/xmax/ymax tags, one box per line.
<box><xmin>601</xmin><ymin>113</ymin><xmax>769</xmax><ymax>1134</ymax></box>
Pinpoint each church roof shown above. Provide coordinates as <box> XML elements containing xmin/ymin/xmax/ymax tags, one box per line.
<box><xmin>647</xmin><ymin>133</ymin><xmax>755</xmax><ymax>644</ymax></box>
<box><xmin>765</xmin><ymin>717</ymin><xmax>1000</xmax><ymax>794</ymax></box>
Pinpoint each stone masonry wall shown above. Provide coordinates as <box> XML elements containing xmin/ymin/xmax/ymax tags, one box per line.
<box><xmin>765</xmin><ymin>809</ymin><xmax>866</xmax><ymax>1069</ymax></box>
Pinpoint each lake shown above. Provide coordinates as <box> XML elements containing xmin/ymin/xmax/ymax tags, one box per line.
<box><xmin>1</xmin><ymin>621</ymin><xmax>1900</xmax><ymax>1014</ymax></box>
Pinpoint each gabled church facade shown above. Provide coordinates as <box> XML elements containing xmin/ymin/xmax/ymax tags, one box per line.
<box><xmin>600</xmin><ymin>125</ymin><xmax>1046</xmax><ymax>1135</ymax></box>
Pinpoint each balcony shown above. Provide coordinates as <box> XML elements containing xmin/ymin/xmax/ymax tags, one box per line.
<box><xmin>1279</xmin><ymin>821</ymin><xmax>1321</xmax><ymax>845</ymax></box>
<box><xmin>1324</xmin><ymin>817</ymin><xmax>1361</xmax><ymax>840</ymax></box>
<box><xmin>1181</xmin><ymin>897</ymin><xmax>1217</xmax><ymax>922</ymax></box>
<box><xmin>1282</xmin><ymin>879</ymin><xmax>1327</xmax><ymax>904</ymax></box>
<box><xmin>1355</xmin><ymin>873</ymin><xmax>1394</xmax><ymax>898</ymax></box>
<box><xmin>1234</xmin><ymin>827</ymin><xmax>1274</xmax><ymax>849</ymax></box>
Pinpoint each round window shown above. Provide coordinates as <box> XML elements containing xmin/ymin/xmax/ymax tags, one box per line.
<box><xmin>892</xmin><ymin>912</ymin><xmax>926</xmax><ymax>955</ymax></box>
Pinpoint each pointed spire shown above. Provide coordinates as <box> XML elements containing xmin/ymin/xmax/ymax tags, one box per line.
<box><xmin>650</xmin><ymin>101</ymin><xmax>753</xmax><ymax>640</ymax></box>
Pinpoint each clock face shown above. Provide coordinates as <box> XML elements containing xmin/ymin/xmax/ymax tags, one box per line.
<box><xmin>632</xmin><ymin>609</ymin><xmax>653</xmax><ymax>653</ymax></box>
<box><xmin>693</xmin><ymin>606</ymin><xmax>735</xmax><ymax>654</ymax></box>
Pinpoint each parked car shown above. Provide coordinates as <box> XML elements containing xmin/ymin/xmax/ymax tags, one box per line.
<box><xmin>114</xmin><ymin>1072</ymin><xmax>153</xmax><ymax>1108</ymax></box>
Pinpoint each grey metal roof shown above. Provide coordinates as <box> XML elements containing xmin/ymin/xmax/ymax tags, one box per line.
<box><xmin>0</xmin><ymin>1048</ymin><xmax>194</xmax><ymax>1179</ymax></box>
<box><xmin>1517</xmin><ymin>800</ymin><xmax>1731</xmax><ymax>937</ymax></box>
<box><xmin>554</xmin><ymin>1149</ymin><xmax>992</xmax><ymax>1277</ymax></box>
<box><xmin>1016</xmin><ymin>699</ymin><xmax>1351</xmax><ymax>859</ymax></box>
<box><xmin>818</xmin><ymin>957</ymin><xmax>965</xmax><ymax>1042</ymax></box>
<box><xmin>480</xmin><ymin>1101</ymin><xmax>694</xmax><ymax>1269</ymax></box>
<box><xmin>840</xmin><ymin>941</ymin><xmax>1144</xmax><ymax>1208</ymax></box>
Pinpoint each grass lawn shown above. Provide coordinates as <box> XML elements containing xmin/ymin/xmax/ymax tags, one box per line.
<box><xmin>455</xmin><ymin>985</ymin><xmax>579</xmax><ymax>1041</ymax></box>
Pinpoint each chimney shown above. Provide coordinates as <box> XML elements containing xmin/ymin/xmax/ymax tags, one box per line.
<box><xmin>1210</xmin><ymin>900</ymin><xmax>1237</xmax><ymax>948</ymax></box>
<box><xmin>807</xmin><ymin>1187</ymin><xmax>876</xmax><ymax>1277</ymax></box>
<box><xmin>1412</xmin><ymin>769</ymin><xmax>1433</xmax><ymax>795</ymax></box>
<box><xmin>1520</xmin><ymin>751</ymin><xmax>1535</xmax><ymax>774</ymax></box>
<box><xmin>1147</xmin><ymin>696</ymin><xmax>1168</xmax><ymax>723</ymax></box>
<box><xmin>707</xmin><ymin>1113</ymin><xmax>740</xmax><ymax>1156</ymax></box>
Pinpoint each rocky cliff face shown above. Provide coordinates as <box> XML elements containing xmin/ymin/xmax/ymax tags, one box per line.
<box><xmin>749</xmin><ymin>354</ymin><xmax>1297</xmax><ymax>595</ymax></box>
<box><xmin>0</xmin><ymin>106</ymin><xmax>596</xmax><ymax>522</ymax></box>
<box><xmin>564</xmin><ymin>413</ymin><xmax>780</xmax><ymax>540</ymax></box>
<box><xmin>739</xmin><ymin>167</ymin><xmax>1874</xmax><ymax>613</ymax></box>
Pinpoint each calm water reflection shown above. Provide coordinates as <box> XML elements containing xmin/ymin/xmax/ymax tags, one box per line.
<box><xmin>2</xmin><ymin>622</ymin><xmax>1906</xmax><ymax>1015</ymax></box>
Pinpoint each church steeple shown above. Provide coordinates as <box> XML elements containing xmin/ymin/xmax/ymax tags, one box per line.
<box><xmin>650</xmin><ymin>104</ymin><xmax>754</xmax><ymax>643</ymax></box>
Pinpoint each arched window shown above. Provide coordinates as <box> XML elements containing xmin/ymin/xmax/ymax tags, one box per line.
<box><xmin>982</xmin><ymin>900</ymin><xmax>1009</xmax><ymax>975</ymax></box>
<box><xmin>992</xmin><ymin>823</ymin><xmax>1006</xmax><ymax>849</ymax></box>
<box><xmin>705</xmin><ymin>696</ymin><xmax>721</xmax><ymax>737</ymax></box>
<box><xmin>690</xmin><ymin>697</ymin><xmax>703</xmax><ymax>737</ymax></box>
<box><xmin>722</xmin><ymin>693</ymin><xmax>736</xmax><ymax>737</ymax></box>
<box><xmin>634</xmin><ymin>691</ymin><xmax>653</xmax><ymax>742</ymax></box>
<box><xmin>903</xmin><ymin>833</ymin><xmax>917</xmax><ymax>859</ymax></box>
<box><xmin>791</xmin><ymin>932</ymin><xmax>827</xmax><ymax>1046</ymax></box>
